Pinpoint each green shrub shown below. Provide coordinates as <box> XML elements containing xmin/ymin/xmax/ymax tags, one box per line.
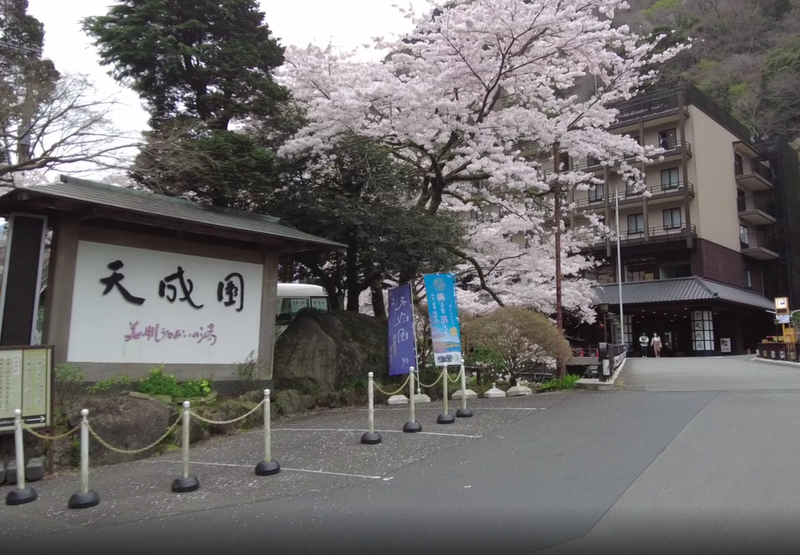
<box><xmin>539</xmin><ymin>374</ymin><xmax>581</xmax><ymax>391</ymax></box>
<box><xmin>137</xmin><ymin>366</ymin><xmax>212</xmax><ymax>398</ymax></box>
<box><xmin>87</xmin><ymin>374</ymin><xmax>130</xmax><ymax>395</ymax></box>
<box><xmin>54</xmin><ymin>363</ymin><xmax>85</xmax><ymax>412</ymax></box>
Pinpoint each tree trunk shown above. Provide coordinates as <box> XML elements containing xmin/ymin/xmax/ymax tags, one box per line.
<box><xmin>370</xmin><ymin>278</ymin><xmax>386</xmax><ymax>318</ymax></box>
<box><xmin>345</xmin><ymin>235</ymin><xmax>360</xmax><ymax>311</ymax></box>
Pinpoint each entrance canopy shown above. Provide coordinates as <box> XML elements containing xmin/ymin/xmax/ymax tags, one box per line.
<box><xmin>592</xmin><ymin>276</ymin><xmax>774</xmax><ymax>311</ymax></box>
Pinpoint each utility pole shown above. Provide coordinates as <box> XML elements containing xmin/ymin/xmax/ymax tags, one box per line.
<box><xmin>553</xmin><ymin>141</ymin><xmax>565</xmax><ymax>378</ymax></box>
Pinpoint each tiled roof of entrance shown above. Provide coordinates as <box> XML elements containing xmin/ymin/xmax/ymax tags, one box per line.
<box><xmin>592</xmin><ymin>276</ymin><xmax>774</xmax><ymax>310</ymax></box>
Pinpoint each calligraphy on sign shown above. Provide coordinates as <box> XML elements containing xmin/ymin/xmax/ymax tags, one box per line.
<box><xmin>69</xmin><ymin>240</ymin><xmax>263</xmax><ymax>365</ymax></box>
<box><xmin>423</xmin><ymin>273</ymin><xmax>462</xmax><ymax>366</ymax></box>
<box><xmin>387</xmin><ymin>282</ymin><xmax>417</xmax><ymax>376</ymax></box>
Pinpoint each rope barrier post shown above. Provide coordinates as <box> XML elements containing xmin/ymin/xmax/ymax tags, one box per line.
<box><xmin>402</xmin><ymin>367</ymin><xmax>422</xmax><ymax>433</ymax></box>
<box><xmin>5</xmin><ymin>409</ymin><xmax>37</xmax><ymax>506</ymax></box>
<box><xmin>456</xmin><ymin>364</ymin><xmax>474</xmax><ymax>418</ymax></box>
<box><xmin>68</xmin><ymin>409</ymin><xmax>100</xmax><ymax>509</ymax></box>
<box><xmin>437</xmin><ymin>365</ymin><xmax>455</xmax><ymax>424</ymax></box>
<box><xmin>171</xmin><ymin>401</ymin><xmax>200</xmax><ymax>493</ymax></box>
<box><xmin>256</xmin><ymin>389</ymin><xmax>281</xmax><ymax>475</ymax></box>
<box><xmin>361</xmin><ymin>373</ymin><xmax>382</xmax><ymax>445</ymax></box>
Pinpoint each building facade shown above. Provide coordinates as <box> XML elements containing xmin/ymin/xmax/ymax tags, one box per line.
<box><xmin>566</xmin><ymin>84</ymin><xmax>800</xmax><ymax>356</ymax></box>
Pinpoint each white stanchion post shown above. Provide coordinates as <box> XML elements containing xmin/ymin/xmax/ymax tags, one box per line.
<box><xmin>5</xmin><ymin>409</ymin><xmax>37</xmax><ymax>506</ymax></box>
<box><xmin>456</xmin><ymin>364</ymin><xmax>474</xmax><ymax>418</ymax></box>
<box><xmin>256</xmin><ymin>389</ymin><xmax>281</xmax><ymax>475</ymax></box>
<box><xmin>403</xmin><ymin>367</ymin><xmax>422</xmax><ymax>433</ymax></box>
<box><xmin>361</xmin><ymin>373</ymin><xmax>382</xmax><ymax>444</ymax></box>
<box><xmin>68</xmin><ymin>409</ymin><xmax>100</xmax><ymax>509</ymax></box>
<box><xmin>437</xmin><ymin>365</ymin><xmax>455</xmax><ymax>424</ymax></box>
<box><xmin>171</xmin><ymin>401</ymin><xmax>200</xmax><ymax>492</ymax></box>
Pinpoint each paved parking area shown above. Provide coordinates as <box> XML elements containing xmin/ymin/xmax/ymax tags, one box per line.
<box><xmin>617</xmin><ymin>354</ymin><xmax>800</xmax><ymax>391</ymax></box>
<box><xmin>0</xmin><ymin>392</ymin><xmax>563</xmax><ymax>535</ymax></box>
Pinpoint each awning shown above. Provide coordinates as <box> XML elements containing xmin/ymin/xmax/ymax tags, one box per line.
<box><xmin>592</xmin><ymin>276</ymin><xmax>774</xmax><ymax>311</ymax></box>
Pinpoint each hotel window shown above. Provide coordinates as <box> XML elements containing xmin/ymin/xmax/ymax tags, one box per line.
<box><xmin>660</xmin><ymin>168</ymin><xmax>680</xmax><ymax>190</ymax></box>
<box><xmin>739</xmin><ymin>225</ymin><xmax>750</xmax><ymax>248</ymax></box>
<box><xmin>627</xmin><ymin>213</ymin><xmax>644</xmax><ymax>235</ymax></box>
<box><xmin>662</xmin><ymin>208</ymin><xmax>682</xmax><ymax>230</ymax></box>
<box><xmin>658</xmin><ymin>128</ymin><xmax>677</xmax><ymax>149</ymax></box>
<box><xmin>588</xmin><ymin>183</ymin><xmax>604</xmax><ymax>203</ymax></box>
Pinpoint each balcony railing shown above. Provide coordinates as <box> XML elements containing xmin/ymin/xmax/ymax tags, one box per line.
<box><xmin>618</xmin><ymin>181</ymin><xmax>694</xmax><ymax>201</ymax></box>
<box><xmin>610</xmin><ymin>91</ymin><xmax>681</xmax><ymax>125</ymax></box>
<box><xmin>569</xmin><ymin>141</ymin><xmax>692</xmax><ymax>174</ymax></box>
<box><xmin>735</xmin><ymin>158</ymin><xmax>773</xmax><ymax>183</ymax></box>
<box><xmin>738</xmin><ymin>191</ymin><xmax>775</xmax><ymax>218</ymax></box>
<box><xmin>573</xmin><ymin>181</ymin><xmax>694</xmax><ymax>210</ymax></box>
<box><xmin>579</xmin><ymin>224</ymin><xmax>696</xmax><ymax>250</ymax></box>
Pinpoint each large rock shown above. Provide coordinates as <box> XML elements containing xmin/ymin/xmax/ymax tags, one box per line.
<box><xmin>274</xmin><ymin>311</ymin><xmax>388</xmax><ymax>393</ymax></box>
<box><xmin>60</xmin><ymin>396</ymin><xmax>176</xmax><ymax>466</ymax></box>
<box><xmin>274</xmin><ymin>390</ymin><xmax>304</xmax><ymax>416</ymax></box>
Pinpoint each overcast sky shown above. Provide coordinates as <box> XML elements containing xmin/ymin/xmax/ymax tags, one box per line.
<box><xmin>27</xmin><ymin>0</ymin><xmax>427</xmax><ymax>134</ymax></box>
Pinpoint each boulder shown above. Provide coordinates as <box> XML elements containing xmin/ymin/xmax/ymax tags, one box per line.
<box><xmin>301</xmin><ymin>395</ymin><xmax>317</xmax><ymax>411</ymax></box>
<box><xmin>274</xmin><ymin>390</ymin><xmax>304</xmax><ymax>416</ymax></box>
<box><xmin>60</xmin><ymin>396</ymin><xmax>175</xmax><ymax>466</ymax></box>
<box><xmin>199</xmin><ymin>399</ymin><xmax>263</xmax><ymax>434</ymax></box>
<box><xmin>341</xmin><ymin>391</ymin><xmax>359</xmax><ymax>406</ymax></box>
<box><xmin>274</xmin><ymin>311</ymin><xmax>388</xmax><ymax>393</ymax></box>
<box><xmin>316</xmin><ymin>392</ymin><xmax>342</xmax><ymax>409</ymax></box>
<box><xmin>239</xmin><ymin>389</ymin><xmax>264</xmax><ymax>403</ymax></box>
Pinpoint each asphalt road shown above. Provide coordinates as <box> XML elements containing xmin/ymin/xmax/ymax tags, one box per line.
<box><xmin>3</xmin><ymin>356</ymin><xmax>800</xmax><ymax>555</ymax></box>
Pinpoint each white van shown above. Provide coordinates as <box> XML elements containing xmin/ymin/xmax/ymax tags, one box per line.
<box><xmin>276</xmin><ymin>283</ymin><xmax>330</xmax><ymax>336</ymax></box>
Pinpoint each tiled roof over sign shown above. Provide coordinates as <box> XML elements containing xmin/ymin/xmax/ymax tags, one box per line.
<box><xmin>0</xmin><ymin>175</ymin><xmax>343</xmax><ymax>249</ymax></box>
<box><xmin>592</xmin><ymin>276</ymin><xmax>774</xmax><ymax>310</ymax></box>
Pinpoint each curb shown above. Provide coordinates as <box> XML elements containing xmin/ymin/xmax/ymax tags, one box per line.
<box><xmin>575</xmin><ymin>357</ymin><xmax>628</xmax><ymax>391</ymax></box>
<box><xmin>750</xmin><ymin>356</ymin><xmax>800</xmax><ymax>368</ymax></box>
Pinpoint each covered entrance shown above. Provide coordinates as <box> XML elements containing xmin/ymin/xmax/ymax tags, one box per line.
<box><xmin>591</xmin><ymin>277</ymin><xmax>774</xmax><ymax>356</ymax></box>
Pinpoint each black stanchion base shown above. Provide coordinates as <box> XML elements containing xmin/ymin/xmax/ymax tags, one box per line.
<box><xmin>456</xmin><ymin>408</ymin><xmax>474</xmax><ymax>418</ymax></box>
<box><xmin>437</xmin><ymin>414</ymin><xmax>456</xmax><ymax>424</ymax></box>
<box><xmin>402</xmin><ymin>421</ymin><xmax>422</xmax><ymax>433</ymax></box>
<box><xmin>6</xmin><ymin>487</ymin><xmax>37</xmax><ymax>506</ymax></box>
<box><xmin>255</xmin><ymin>460</ymin><xmax>281</xmax><ymax>476</ymax></box>
<box><xmin>171</xmin><ymin>476</ymin><xmax>200</xmax><ymax>493</ymax></box>
<box><xmin>68</xmin><ymin>490</ymin><xmax>100</xmax><ymax>509</ymax></box>
<box><xmin>360</xmin><ymin>431</ymin><xmax>382</xmax><ymax>445</ymax></box>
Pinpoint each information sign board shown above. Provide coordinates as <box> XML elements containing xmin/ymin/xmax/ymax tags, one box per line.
<box><xmin>0</xmin><ymin>345</ymin><xmax>53</xmax><ymax>433</ymax></box>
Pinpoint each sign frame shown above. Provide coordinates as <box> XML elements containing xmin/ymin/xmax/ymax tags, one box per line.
<box><xmin>0</xmin><ymin>344</ymin><xmax>54</xmax><ymax>435</ymax></box>
<box><xmin>775</xmin><ymin>297</ymin><xmax>789</xmax><ymax>314</ymax></box>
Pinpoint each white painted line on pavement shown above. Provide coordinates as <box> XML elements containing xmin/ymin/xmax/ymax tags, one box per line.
<box><xmin>140</xmin><ymin>459</ymin><xmax>383</xmax><ymax>480</ymax></box>
<box><xmin>369</xmin><ymin>407</ymin><xmax>547</xmax><ymax>412</ymax></box>
<box><xmin>280</xmin><ymin>467</ymin><xmax>383</xmax><ymax>480</ymax></box>
<box><xmin>273</xmin><ymin>427</ymin><xmax>483</xmax><ymax>439</ymax></box>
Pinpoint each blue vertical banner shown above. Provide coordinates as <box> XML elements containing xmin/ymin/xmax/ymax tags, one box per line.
<box><xmin>423</xmin><ymin>273</ymin><xmax>462</xmax><ymax>366</ymax></box>
<box><xmin>388</xmin><ymin>282</ymin><xmax>417</xmax><ymax>376</ymax></box>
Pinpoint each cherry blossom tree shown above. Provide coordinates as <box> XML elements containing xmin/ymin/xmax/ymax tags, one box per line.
<box><xmin>278</xmin><ymin>0</ymin><xmax>688</xmax><ymax>320</ymax></box>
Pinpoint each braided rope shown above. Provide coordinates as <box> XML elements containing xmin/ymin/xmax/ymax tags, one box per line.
<box><xmin>450</xmin><ymin>367</ymin><xmax>464</xmax><ymax>383</ymax></box>
<box><xmin>21</xmin><ymin>422</ymin><xmax>80</xmax><ymax>441</ymax></box>
<box><xmin>373</xmin><ymin>374</ymin><xmax>411</xmax><ymax>396</ymax></box>
<box><xmin>88</xmin><ymin>415</ymin><xmax>182</xmax><ymax>455</ymax></box>
<box><xmin>190</xmin><ymin>398</ymin><xmax>265</xmax><ymax>425</ymax></box>
<box><xmin>417</xmin><ymin>371</ymin><xmax>444</xmax><ymax>388</ymax></box>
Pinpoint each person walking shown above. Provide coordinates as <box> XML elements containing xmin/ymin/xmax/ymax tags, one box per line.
<box><xmin>652</xmin><ymin>333</ymin><xmax>662</xmax><ymax>358</ymax></box>
<box><xmin>639</xmin><ymin>333</ymin><xmax>650</xmax><ymax>358</ymax></box>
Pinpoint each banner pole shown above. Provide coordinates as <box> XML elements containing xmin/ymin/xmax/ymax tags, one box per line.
<box><xmin>403</xmin><ymin>367</ymin><xmax>422</xmax><ymax>433</ymax></box>
<box><xmin>437</xmin><ymin>365</ymin><xmax>455</xmax><ymax>424</ymax></box>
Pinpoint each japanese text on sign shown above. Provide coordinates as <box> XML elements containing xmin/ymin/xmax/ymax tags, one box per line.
<box><xmin>388</xmin><ymin>283</ymin><xmax>417</xmax><ymax>376</ymax></box>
